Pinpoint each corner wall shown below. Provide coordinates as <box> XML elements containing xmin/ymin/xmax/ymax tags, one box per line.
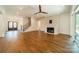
<box><xmin>0</xmin><ymin>7</ymin><xmax>7</xmax><ymax>37</ymax></box>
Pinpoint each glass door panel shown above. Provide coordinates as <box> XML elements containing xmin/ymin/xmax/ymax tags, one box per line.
<box><xmin>13</xmin><ymin>22</ymin><xmax>17</xmax><ymax>28</ymax></box>
<box><xmin>8</xmin><ymin>21</ymin><xmax>18</xmax><ymax>31</ymax></box>
<box><xmin>9</xmin><ymin>21</ymin><xmax>13</xmax><ymax>28</ymax></box>
<box><xmin>75</xmin><ymin>14</ymin><xmax>79</xmax><ymax>40</ymax></box>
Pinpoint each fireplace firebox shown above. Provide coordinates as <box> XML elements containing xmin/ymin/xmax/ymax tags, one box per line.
<box><xmin>47</xmin><ymin>27</ymin><xmax>54</xmax><ymax>33</ymax></box>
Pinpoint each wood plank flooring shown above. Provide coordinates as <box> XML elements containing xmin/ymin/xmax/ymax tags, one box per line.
<box><xmin>0</xmin><ymin>31</ymin><xmax>79</xmax><ymax>53</ymax></box>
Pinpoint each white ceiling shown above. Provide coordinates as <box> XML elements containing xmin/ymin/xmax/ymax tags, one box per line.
<box><xmin>0</xmin><ymin>5</ymin><xmax>72</xmax><ymax>19</ymax></box>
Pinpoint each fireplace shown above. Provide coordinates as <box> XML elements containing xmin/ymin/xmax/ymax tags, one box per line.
<box><xmin>47</xmin><ymin>27</ymin><xmax>54</xmax><ymax>33</ymax></box>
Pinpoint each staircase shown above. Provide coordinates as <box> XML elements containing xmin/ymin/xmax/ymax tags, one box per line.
<box><xmin>23</xmin><ymin>17</ymin><xmax>31</xmax><ymax>31</ymax></box>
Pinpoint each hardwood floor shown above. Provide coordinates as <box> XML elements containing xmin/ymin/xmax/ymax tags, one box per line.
<box><xmin>0</xmin><ymin>31</ymin><xmax>79</xmax><ymax>53</ymax></box>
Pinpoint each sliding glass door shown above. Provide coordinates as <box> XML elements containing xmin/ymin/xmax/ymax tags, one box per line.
<box><xmin>75</xmin><ymin>13</ymin><xmax>79</xmax><ymax>40</ymax></box>
<box><xmin>74</xmin><ymin>6</ymin><xmax>79</xmax><ymax>44</ymax></box>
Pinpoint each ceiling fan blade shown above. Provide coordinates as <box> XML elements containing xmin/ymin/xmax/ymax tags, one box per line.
<box><xmin>39</xmin><ymin>5</ymin><xmax>42</xmax><ymax>12</ymax></box>
<box><xmin>34</xmin><ymin>12</ymin><xmax>40</xmax><ymax>15</ymax></box>
<box><xmin>41</xmin><ymin>12</ymin><xmax>48</xmax><ymax>14</ymax></box>
<box><xmin>34</xmin><ymin>12</ymin><xmax>48</xmax><ymax>15</ymax></box>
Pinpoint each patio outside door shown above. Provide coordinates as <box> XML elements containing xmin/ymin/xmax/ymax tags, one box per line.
<box><xmin>75</xmin><ymin>13</ymin><xmax>79</xmax><ymax>40</ymax></box>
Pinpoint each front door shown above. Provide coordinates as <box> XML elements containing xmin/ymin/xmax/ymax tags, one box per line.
<box><xmin>8</xmin><ymin>21</ymin><xmax>18</xmax><ymax>31</ymax></box>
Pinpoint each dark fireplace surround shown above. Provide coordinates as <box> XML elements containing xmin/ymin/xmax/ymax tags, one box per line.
<box><xmin>47</xmin><ymin>27</ymin><xmax>54</xmax><ymax>33</ymax></box>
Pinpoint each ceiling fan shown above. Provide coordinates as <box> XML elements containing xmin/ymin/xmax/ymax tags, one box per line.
<box><xmin>34</xmin><ymin>5</ymin><xmax>48</xmax><ymax>15</ymax></box>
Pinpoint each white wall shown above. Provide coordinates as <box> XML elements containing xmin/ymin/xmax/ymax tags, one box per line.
<box><xmin>59</xmin><ymin>13</ymin><xmax>70</xmax><ymax>35</ymax></box>
<box><xmin>0</xmin><ymin>15</ymin><xmax>7</xmax><ymax>37</ymax></box>
<box><xmin>0</xmin><ymin>7</ymin><xmax>7</xmax><ymax>37</ymax></box>
<box><xmin>23</xmin><ymin>17</ymin><xmax>29</xmax><ymax>26</ymax></box>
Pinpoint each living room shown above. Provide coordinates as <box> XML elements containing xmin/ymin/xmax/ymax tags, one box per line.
<box><xmin>0</xmin><ymin>5</ymin><xmax>79</xmax><ymax>53</ymax></box>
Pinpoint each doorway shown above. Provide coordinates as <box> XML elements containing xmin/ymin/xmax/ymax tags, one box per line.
<box><xmin>8</xmin><ymin>21</ymin><xmax>18</xmax><ymax>31</ymax></box>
